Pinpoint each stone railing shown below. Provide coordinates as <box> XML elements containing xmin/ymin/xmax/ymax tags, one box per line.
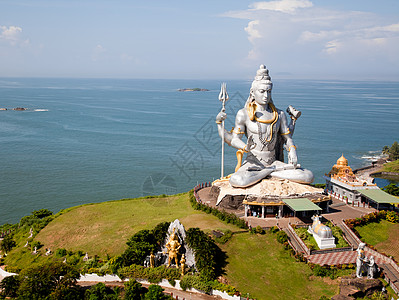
<box><xmin>193</xmin><ymin>182</ymin><xmax>212</xmax><ymax>202</ymax></box>
<box><xmin>310</xmin><ymin>247</ymin><xmax>353</xmax><ymax>255</ymax></box>
<box><xmin>286</xmin><ymin>224</ymin><xmax>310</xmax><ymax>256</ymax></box>
<box><xmin>340</xmin><ymin>221</ymin><xmax>362</xmax><ymax>247</ymax></box>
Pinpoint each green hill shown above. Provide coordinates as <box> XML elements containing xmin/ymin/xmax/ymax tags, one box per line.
<box><xmin>2</xmin><ymin>193</ymin><xmax>339</xmax><ymax>299</ymax></box>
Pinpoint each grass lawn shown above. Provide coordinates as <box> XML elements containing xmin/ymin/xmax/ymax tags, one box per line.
<box><xmin>382</xmin><ymin>159</ymin><xmax>399</xmax><ymax>173</ymax></box>
<box><xmin>355</xmin><ymin>220</ymin><xmax>399</xmax><ymax>260</ymax></box>
<box><xmin>19</xmin><ymin>194</ymin><xmax>239</xmax><ymax>259</ymax></box>
<box><xmin>219</xmin><ymin>232</ymin><xmax>339</xmax><ymax>300</ymax></box>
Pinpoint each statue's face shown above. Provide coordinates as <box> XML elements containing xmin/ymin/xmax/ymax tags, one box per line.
<box><xmin>253</xmin><ymin>82</ymin><xmax>272</xmax><ymax>106</ymax></box>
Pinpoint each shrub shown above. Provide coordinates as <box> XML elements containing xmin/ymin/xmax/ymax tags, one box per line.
<box><xmin>386</xmin><ymin>211</ymin><xmax>399</xmax><ymax>223</ymax></box>
<box><xmin>30</xmin><ymin>240</ymin><xmax>43</xmax><ymax>251</ymax></box>
<box><xmin>0</xmin><ymin>234</ymin><xmax>16</xmax><ymax>253</ymax></box>
<box><xmin>188</xmin><ymin>190</ymin><xmax>248</xmax><ymax>229</ymax></box>
<box><xmin>32</xmin><ymin>209</ymin><xmax>53</xmax><ymax>219</ymax></box>
<box><xmin>212</xmin><ymin>280</ymin><xmax>239</xmax><ymax>296</ymax></box>
<box><xmin>124</xmin><ymin>279</ymin><xmax>145</xmax><ymax>300</ymax></box>
<box><xmin>255</xmin><ymin>226</ymin><xmax>265</xmax><ymax>234</ymax></box>
<box><xmin>215</xmin><ymin>230</ymin><xmax>233</xmax><ymax>244</ymax></box>
<box><xmin>144</xmin><ymin>284</ymin><xmax>171</xmax><ymax>300</ymax></box>
<box><xmin>84</xmin><ymin>282</ymin><xmax>118</xmax><ymax>300</ymax></box>
<box><xmin>118</xmin><ymin>265</ymin><xmax>180</xmax><ymax>283</ymax></box>
<box><xmin>269</xmin><ymin>226</ymin><xmax>279</xmax><ymax>234</ymax></box>
<box><xmin>276</xmin><ymin>231</ymin><xmax>288</xmax><ymax>244</ymax></box>
<box><xmin>179</xmin><ymin>274</ymin><xmax>212</xmax><ymax>293</ymax></box>
<box><xmin>55</xmin><ymin>248</ymin><xmax>68</xmax><ymax>257</ymax></box>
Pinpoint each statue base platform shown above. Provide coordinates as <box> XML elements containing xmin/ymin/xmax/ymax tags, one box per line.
<box><xmin>207</xmin><ymin>178</ymin><xmax>330</xmax><ymax>217</ymax></box>
<box><xmin>213</xmin><ymin>177</ymin><xmax>324</xmax><ymax>205</ymax></box>
<box><xmin>313</xmin><ymin>234</ymin><xmax>336</xmax><ymax>250</ymax></box>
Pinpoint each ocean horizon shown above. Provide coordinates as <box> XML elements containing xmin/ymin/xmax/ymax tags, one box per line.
<box><xmin>1</xmin><ymin>77</ymin><xmax>398</xmax><ymax>224</ymax></box>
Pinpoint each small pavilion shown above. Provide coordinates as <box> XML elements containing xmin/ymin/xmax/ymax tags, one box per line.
<box><xmin>243</xmin><ymin>194</ymin><xmax>330</xmax><ymax>218</ymax></box>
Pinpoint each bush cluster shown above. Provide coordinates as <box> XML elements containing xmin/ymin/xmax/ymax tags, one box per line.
<box><xmin>185</xmin><ymin>227</ymin><xmax>227</xmax><ymax>281</ymax></box>
<box><xmin>118</xmin><ymin>264</ymin><xmax>180</xmax><ymax>284</ymax></box>
<box><xmin>179</xmin><ymin>275</ymin><xmax>238</xmax><ymax>296</ymax></box>
<box><xmin>249</xmin><ymin>225</ymin><xmax>266</xmax><ymax>235</ymax></box>
<box><xmin>114</xmin><ymin>222</ymin><xmax>170</xmax><ymax>269</ymax></box>
<box><xmin>189</xmin><ymin>190</ymin><xmax>247</xmax><ymax>229</ymax></box>
<box><xmin>308</xmin><ymin>263</ymin><xmax>355</xmax><ymax>280</ymax></box>
<box><xmin>345</xmin><ymin>210</ymin><xmax>399</xmax><ymax>235</ymax></box>
<box><xmin>276</xmin><ymin>231</ymin><xmax>288</xmax><ymax>244</ymax></box>
<box><xmin>214</xmin><ymin>230</ymin><xmax>233</xmax><ymax>244</ymax></box>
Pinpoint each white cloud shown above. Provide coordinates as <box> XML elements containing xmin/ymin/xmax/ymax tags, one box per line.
<box><xmin>250</xmin><ymin>0</ymin><xmax>313</xmax><ymax>13</ymax></box>
<box><xmin>0</xmin><ymin>25</ymin><xmax>29</xmax><ymax>47</ymax></box>
<box><xmin>224</xmin><ymin>1</ymin><xmax>399</xmax><ymax>77</ymax></box>
<box><xmin>245</xmin><ymin>20</ymin><xmax>262</xmax><ymax>43</ymax></box>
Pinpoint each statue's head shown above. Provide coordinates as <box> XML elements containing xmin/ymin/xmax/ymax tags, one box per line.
<box><xmin>249</xmin><ymin>65</ymin><xmax>273</xmax><ymax>106</ymax></box>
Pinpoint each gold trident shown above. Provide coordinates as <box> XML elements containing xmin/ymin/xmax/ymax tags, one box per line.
<box><xmin>218</xmin><ymin>83</ymin><xmax>229</xmax><ymax>178</ymax></box>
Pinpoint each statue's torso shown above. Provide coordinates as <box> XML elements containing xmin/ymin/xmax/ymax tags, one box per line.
<box><xmin>241</xmin><ymin>107</ymin><xmax>282</xmax><ymax>165</ymax></box>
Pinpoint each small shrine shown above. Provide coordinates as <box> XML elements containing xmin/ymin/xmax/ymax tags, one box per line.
<box><xmin>324</xmin><ymin>154</ymin><xmax>399</xmax><ymax>210</ymax></box>
<box><xmin>308</xmin><ymin>215</ymin><xmax>336</xmax><ymax>250</ymax></box>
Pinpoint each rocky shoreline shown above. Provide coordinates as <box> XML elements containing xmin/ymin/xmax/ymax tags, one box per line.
<box><xmin>353</xmin><ymin>158</ymin><xmax>399</xmax><ymax>181</ymax></box>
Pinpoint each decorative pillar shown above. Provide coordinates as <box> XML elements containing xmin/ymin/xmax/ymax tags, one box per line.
<box><xmin>245</xmin><ymin>204</ymin><xmax>248</xmax><ymax>217</ymax></box>
<box><xmin>279</xmin><ymin>205</ymin><xmax>283</xmax><ymax>218</ymax></box>
<box><xmin>261</xmin><ymin>206</ymin><xmax>265</xmax><ymax>218</ymax></box>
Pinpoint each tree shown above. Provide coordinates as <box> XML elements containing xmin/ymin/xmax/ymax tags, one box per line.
<box><xmin>144</xmin><ymin>285</ymin><xmax>171</xmax><ymax>300</ymax></box>
<box><xmin>84</xmin><ymin>282</ymin><xmax>118</xmax><ymax>300</ymax></box>
<box><xmin>0</xmin><ymin>275</ymin><xmax>20</xmax><ymax>298</ymax></box>
<box><xmin>32</xmin><ymin>209</ymin><xmax>53</xmax><ymax>219</ymax></box>
<box><xmin>0</xmin><ymin>234</ymin><xmax>16</xmax><ymax>253</ymax></box>
<box><xmin>122</xmin><ymin>230</ymin><xmax>157</xmax><ymax>266</ymax></box>
<box><xmin>124</xmin><ymin>280</ymin><xmax>144</xmax><ymax>300</ymax></box>
<box><xmin>382</xmin><ymin>145</ymin><xmax>389</xmax><ymax>155</ymax></box>
<box><xmin>383</xmin><ymin>183</ymin><xmax>399</xmax><ymax>196</ymax></box>
<box><xmin>389</xmin><ymin>141</ymin><xmax>399</xmax><ymax>161</ymax></box>
<box><xmin>17</xmin><ymin>261</ymin><xmax>80</xmax><ymax>299</ymax></box>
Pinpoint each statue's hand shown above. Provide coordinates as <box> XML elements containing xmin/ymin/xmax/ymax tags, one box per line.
<box><xmin>288</xmin><ymin>148</ymin><xmax>298</xmax><ymax>168</ymax></box>
<box><xmin>216</xmin><ymin>110</ymin><xmax>227</xmax><ymax>123</ymax></box>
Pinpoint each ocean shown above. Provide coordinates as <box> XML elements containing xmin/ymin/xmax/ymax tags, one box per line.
<box><xmin>1</xmin><ymin>78</ymin><xmax>398</xmax><ymax>224</ymax></box>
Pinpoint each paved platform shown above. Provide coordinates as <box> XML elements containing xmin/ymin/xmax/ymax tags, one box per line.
<box><xmin>307</xmin><ymin>250</ymin><xmax>384</xmax><ymax>266</ymax></box>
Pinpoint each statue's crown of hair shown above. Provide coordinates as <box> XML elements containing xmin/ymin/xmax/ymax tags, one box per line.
<box><xmin>254</xmin><ymin>64</ymin><xmax>271</xmax><ymax>81</ymax></box>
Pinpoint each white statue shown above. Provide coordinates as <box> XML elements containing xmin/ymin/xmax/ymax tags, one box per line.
<box><xmin>367</xmin><ymin>256</ymin><xmax>377</xmax><ymax>279</ymax></box>
<box><xmin>216</xmin><ymin>65</ymin><xmax>313</xmax><ymax>187</ymax></box>
<box><xmin>28</xmin><ymin>227</ymin><xmax>33</xmax><ymax>238</ymax></box>
<box><xmin>24</xmin><ymin>241</ymin><xmax>29</xmax><ymax>247</ymax></box>
<box><xmin>32</xmin><ymin>246</ymin><xmax>37</xmax><ymax>254</ymax></box>
<box><xmin>83</xmin><ymin>252</ymin><xmax>89</xmax><ymax>262</ymax></box>
<box><xmin>356</xmin><ymin>243</ymin><xmax>366</xmax><ymax>278</ymax></box>
<box><xmin>308</xmin><ymin>215</ymin><xmax>336</xmax><ymax>249</ymax></box>
<box><xmin>45</xmin><ymin>248</ymin><xmax>51</xmax><ymax>256</ymax></box>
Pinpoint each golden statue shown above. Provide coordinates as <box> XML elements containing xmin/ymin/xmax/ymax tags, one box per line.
<box><xmin>165</xmin><ymin>228</ymin><xmax>181</xmax><ymax>267</ymax></box>
<box><xmin>180</xmin><ymin>254</ymin><xmax>186</xmax><ymax>276</ymax></box>
<box><xmin>149</xmin><ymin>252</ymin><xmax>155</xmax><ymax>268</ymax></box>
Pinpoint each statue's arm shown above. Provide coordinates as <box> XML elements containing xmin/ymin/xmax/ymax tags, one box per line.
<box><xmin>230</xmin><ymin>109</ymin><xmax>248</xmax><ymax>151</ymax></box>
<box><xmin>279</xmin><ymin>111</ymin><xmax>297</xmax><ymax>166</ymax></box>
<box><xmin>216</xmin><ymin>110</ymin><xmax>233</xmax><ymax>146</ymax></box>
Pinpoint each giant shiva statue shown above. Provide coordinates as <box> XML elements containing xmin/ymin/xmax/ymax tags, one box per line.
<box><xmin>216</xmin><ymin>65</ymin><xmax>314</xmax><ymax>188</ymax></box>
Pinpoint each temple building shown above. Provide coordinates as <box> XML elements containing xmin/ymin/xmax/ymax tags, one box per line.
<box><xmin>324</xmin><ymin>154</ymin><xmax>399</xmax><ymax>210</ymax></box>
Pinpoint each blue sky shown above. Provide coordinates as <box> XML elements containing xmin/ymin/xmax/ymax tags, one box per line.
<box><xmin>1</xmin><ymin>0</ymin><xmax>399</xmax><ymax>80</ymax></box>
